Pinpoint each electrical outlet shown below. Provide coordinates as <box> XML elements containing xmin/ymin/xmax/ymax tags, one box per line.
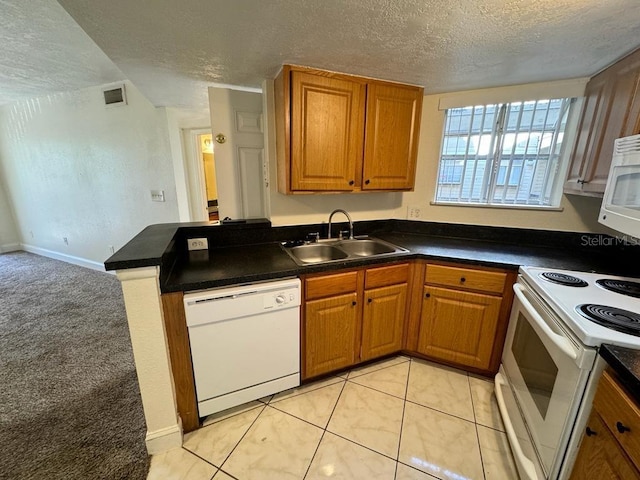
<box><xmin>187</xmin><ymin>238</ymin><xmax>208</xmax><ymax>251</ymax></box>
<box><xmin>150</xmin><ymin>189</ymin><xmax>165</xmax><ymax>202</ymax></box>
<box><xmin>408</xmin><ymin>205</ymin><xmax>422</xmax><ymax>219</ymax></box>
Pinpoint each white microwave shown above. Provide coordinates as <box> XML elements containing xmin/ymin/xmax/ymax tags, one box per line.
<box><xmin>599</xmin><ymin>134</ymin><xmax>640</xmax><ymax>239</ymax></box>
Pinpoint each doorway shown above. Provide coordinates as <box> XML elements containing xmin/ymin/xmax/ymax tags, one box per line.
<box><xmin>199</xmin><ymin>133</ymin><xmax>219</xmax><ymax>222</ymax></box>
<box><xmin>184</xmin><ymin>127</ymin><xmax>218</xmax><ymax>223</ymax></box>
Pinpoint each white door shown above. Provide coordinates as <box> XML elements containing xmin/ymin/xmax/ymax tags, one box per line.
<box><xmin>208</xmin><ymin>87</ymin><xmax>267</xmax><ymax>220</ymax></box>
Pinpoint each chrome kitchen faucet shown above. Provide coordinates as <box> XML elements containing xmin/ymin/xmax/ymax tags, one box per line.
<box><xmin>327</xmin><ymin>209</ymin><xmax>353</xmax><ymax>240</ymax></box>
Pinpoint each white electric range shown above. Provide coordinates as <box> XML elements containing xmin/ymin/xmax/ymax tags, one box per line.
<box><xmin>496</xmin><ymin>266</ymin><xmax>640</xmax><ymax>480</ymax></box>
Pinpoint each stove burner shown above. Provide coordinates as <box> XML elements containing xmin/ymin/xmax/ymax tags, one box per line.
<box><xmin>539</xmin><ymin>272</ymin><xmax>588</xmax><ymax>287</ymax></box>
<box><xmin>576</xmin><ymin>304</ymin><xmax>640</xmax><ymax>336</ymax></box>
<box><xmin>596</xmin><ymin>279</ymin><xmax>640</xmax><ymax>299</ymax></box>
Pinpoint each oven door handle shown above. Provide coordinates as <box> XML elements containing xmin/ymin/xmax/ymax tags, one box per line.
<box><xmin>513</xmin><ymin>284</ymin><xmax>578</xmax><ymax>361</ymax></box>
<box><xmin>495</xmin><ymin>372</ymin><xmax>539</xmax><ymax>480</ymax></box>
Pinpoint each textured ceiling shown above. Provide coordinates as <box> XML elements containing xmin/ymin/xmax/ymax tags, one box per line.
<box><xmin>0</xmin><ymin>0</ymin><xmax>124</xmax><ymax>106</ymax></box>
<box><xmin>2</xmin><ymin>0</ymin><xmax>640</xmax><ymax>108</ymax></box>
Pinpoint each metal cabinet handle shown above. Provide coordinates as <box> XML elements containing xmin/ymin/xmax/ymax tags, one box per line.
<box><xmin>586</xmin><ymin>426</ymin><xmax>597</xmax><ymax>436</ymax></box>
<box><xmin>425</xmin><ymin>292</ymin><xmax>431</xmax><ymax>298</ymax></box>
<box><xmin>349</xmin><ymin>180</ymin><xmax>355</xmax><ymax>186</ymax></box>
<box><xmin>577</xmin><ymin>179</ymin><xmax>587</xmax><ymax>184</ymax></box>
<box><xmin>616</xmin><ymin>421</ymin><xmax>631</xmax><ymax>434</ymax></box>
<box><xmin>367</xmin><ymin>298</ymin><xmax>372</xmax><ymax>303</ymax></box>
<box><xmin>352</xmin><ymin>301</ymin><xmax>357</xmax><ymax>306</ymax></box>
<box><xmin>460</xmin><ymin>277</ymin><xmax>466</xmax><ymax>283</ymax></box>
<box><xmin>364</xmin><ymin>179</ymin><xmax>370</xmax><ymax>185</ymax></box>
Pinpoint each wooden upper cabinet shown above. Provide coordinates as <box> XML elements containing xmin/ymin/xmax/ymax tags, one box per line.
<box><xmin>275</xmin><ymin>65</ymin><xmax>423</xmax><ymax>193</ymax></box>
<box><xmin>565</xmin><ymin>48</ymin><xmax>640</xmax><ymax>196</ymax></box>
<box><xmin>362</xmin><ymin>82</ymin><xmax>422</xmax><ymax>190</ymax></box>
<box><xmin>290</xmin><ymin>71</ymin><xmax>366</xmax><ymax>191</ymax></box>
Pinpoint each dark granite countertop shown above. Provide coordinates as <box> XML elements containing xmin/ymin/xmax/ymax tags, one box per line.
<box><xmin>600</xmin><ymin>344</ymin><xmax>640</xmax><ymax>403</ymax></box>
<box><xmin>105</xmin><ymin>219</ymin><xmax>639</xmax><ymax>293</ymax></box>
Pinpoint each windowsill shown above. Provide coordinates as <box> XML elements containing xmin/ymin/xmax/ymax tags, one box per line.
<box><xmin>430</xmin><ymin>201</ymin><xmax>564</xmax><ymax>212</ymax></box>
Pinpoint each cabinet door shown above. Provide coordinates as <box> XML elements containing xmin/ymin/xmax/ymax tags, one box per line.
<box><xmin>304</xmin><ymin>292</ymin><xmax>359</xmax><ymax>378</ymax></box>
<box><xmin>565</xmin><ymin>49</ymin><xmax>640</xmax><ymax>196</ymax></box>
<box><xmin>416</xmin><ymin>286</ymin><xmax>502</xmax><ymax>370</ymax></box>
<box><xmin>362</xmin><ymin>82</ymin><xmax>422</xmax><ymax>190</ymax></box>
<box><xmin>290</xmin><ymin>71</ymin><xmax>366</xmax><ymax>191</ymax></box>
<box><xmin>361</xmin><ymin>284</ymin><xmax>407</xmax><ymax>361</ymax></box>
<box><xmin>570</xmin><ymin>411</ymin><xmax>640</xmax><ymax>480</ymax></box>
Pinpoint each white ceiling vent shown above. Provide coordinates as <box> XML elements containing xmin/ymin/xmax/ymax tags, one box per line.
<box><xmin>103</xmin><ymin>84</ymin><xmax>127</xmax><ymax>106</ymax></box>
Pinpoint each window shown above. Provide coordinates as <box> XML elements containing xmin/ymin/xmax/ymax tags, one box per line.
<box><xmin>435</xmin><ymin>98</ymin><xmax>574</xmax><ymax>207</ymax></box>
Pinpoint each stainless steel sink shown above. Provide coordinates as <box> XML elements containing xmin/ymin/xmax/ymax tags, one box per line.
<box><xmin>337</xmin><ymin>239</ymin><xmax>397</xmax><ymax>257</ymax></box>
<box><xmin>281</xmin><ymin>236</ymin><xmax>408</xmax><ymax>266</ymax></box>
<box><xmin>286</xmin><ymin>244</ymin><xmax>348</xmax><ymax>264</ymax></box>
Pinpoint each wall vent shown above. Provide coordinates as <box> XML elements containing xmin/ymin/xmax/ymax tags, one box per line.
<box><xmin>103</xmin><ymin>85</ymin><xmax>127</xmax><ymax>106</ymax></box>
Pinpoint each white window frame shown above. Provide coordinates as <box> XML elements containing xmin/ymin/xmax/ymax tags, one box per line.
<box><xmin>433</xmin><ymin>98</ymin><xmax>578</xmax><ymax>209</ymax></box>
<box><xmin>431</xmin><ymin>79</ymin><xmax>588</xmax><ymax>211</ymax></box>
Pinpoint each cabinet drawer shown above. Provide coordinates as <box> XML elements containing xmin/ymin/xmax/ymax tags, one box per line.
<box><xmin>305</xmin><ymin>271</ymin><xmax>358</xmax><ymax>300</ymax></box>
<box><xmin>365</xmin><ymin>263</ymin><xmax>409</xmax><ymax>289</ymax></box>
<box><xmin>425</xmin><ymin>264</ymin><xmax>506</xmax><ymax>294</ymax></box>
<box><xmin>594</xmin><ymin>370</ymin><xmax>640</xmax><ymax>471</ymax></box>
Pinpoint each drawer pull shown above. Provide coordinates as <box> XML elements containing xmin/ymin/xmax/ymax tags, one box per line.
<box><xmin>367</xmin><ymin>298</ymin><xmax>372</xmax><ymax>303</ymax></box>
<box><xmin>425</xmin><ymin>292</ymin><xmax>431</xmax><ymax>298</ymax></box>
<box><xmin>460</xmin><ymin>277</ymin><xmax>466</xmax><ymax>283</ymax></box>
<box><xmin>586</xmin><ymin>426</ymin><xmax>597</xmax><ymax>436</ymax></box>
<box><xmin>352</xmin><ymin>301</ymin><xmax>357</xmax><ymax>307</ymax></box>
<box><xmin>616</xmin><ymin>421</ymin><xmax>631</xmax><ymax>434</ymax></box>
<box><xmin>349</xmin><ymin>180</ymin><xmax>355</xmax><ymax>186</ymax></box>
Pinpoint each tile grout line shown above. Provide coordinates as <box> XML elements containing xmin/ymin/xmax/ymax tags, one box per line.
<box><xmin>269</xmin><ymin>376</ymin><xmax>345</xmax><ymax>404</ymax></box>
<box><xmin>215</xmin><ymin>403</ymin><xmax>268</xmax><ymax>473</ymax></box>
<box><xmin>182</xmin><ymin>404</ymin><xmax>266</xmax><ymax>468</ymax></box>
<box><xmin>302</xmin><ymin>375</ymin><xmax>349</xmax><ymax>480</ymax></box>
<box><xmin>346</xmin><ymin>357</ymin><xmax>411</xmax><ymax>380</ymax></box>
<box><xmin>467</xmin><ymin>372</ymin><xmax>488</xmax><ymax>480</ymax></box>
<box><xmin>394</xmin><ymin>357</ymin><xmax>413</xmax><ymax>480</ymax></box>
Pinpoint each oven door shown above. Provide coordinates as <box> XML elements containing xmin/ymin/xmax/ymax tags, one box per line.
<box><xmin>500</xmin><ymin>282</ymin><xmax>596</xmax><ymax>479</ymax></box>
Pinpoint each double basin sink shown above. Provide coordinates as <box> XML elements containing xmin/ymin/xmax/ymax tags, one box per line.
<box><xmin>281</xmin><ymin>236</ymin><xmax>408</xmax><ymax>266</ymax></box>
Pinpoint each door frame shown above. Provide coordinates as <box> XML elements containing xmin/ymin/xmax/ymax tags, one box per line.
<box><xmin>183</xmin><ymin>127</ymin><xmax>212</xmax><ymax>223</ymax></box>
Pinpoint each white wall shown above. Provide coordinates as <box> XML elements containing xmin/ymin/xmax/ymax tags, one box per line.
<box><xmin>0</xmin><ymin>179</ymin><xmax>19</xmax><ymax>251</ymax></box>
<box><xmin>0</xmin><ymin>81</ymin><xmax>180</xmax><ymax>268</ymax></box>
<box><xmin>266</xmin><ymin>78</ymin><xmax>607</xmax><ymax>233</ymax></box>
<box><xmin>164</xmin><ymin>106</ymin><xmax>212</xmax><ymax>222</ymax></box>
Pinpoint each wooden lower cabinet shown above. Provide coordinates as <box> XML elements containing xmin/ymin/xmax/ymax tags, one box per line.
<box><xmin>302</xmin><ymin>263</ymin><xmax>409</xmax><ymax>379</ymax></box>
<box><xmin>405</xmin><ymin>262</ymin><xmax>515</xmax><ymax>375</ymax></box>
<box><xmin>361</xmin><ymin>283</ymin><xmax>407</xmax><ymax>361</ymax></box>
<box><xmin>570</xmin><ymin>369</ymin><xmax>640</xmax><ymax>479</ymax></box>
<box><xmin>416</xmin><ymin>286</ymin><xmax>502</xmax><ymax>370</ymax></box>
<box><xmin>570</xmin><ymin>410</ymin><xmax>640</xmax><ymax>480</ymax></box>
<box><xmin>304</xmin><ymin>292</ymin><xmax>359</xmax><ymax>378</ymax></box>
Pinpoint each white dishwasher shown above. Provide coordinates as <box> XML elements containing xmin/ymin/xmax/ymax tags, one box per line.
<box><xmin>184</xmin><ymin>278</ymin><xmax>301</xmax><ymax>418</ymax></box>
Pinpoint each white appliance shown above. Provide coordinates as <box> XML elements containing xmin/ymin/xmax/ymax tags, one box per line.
<box><xmin>599</xmin><ymin>134</ymin><xmax>640</xmax><ymax>238</ymax></box>
<box><xmin>496</xmin><ymin>266</ymin><xmax>640</xmax><ymax>479</ymax></box>
<box><xmin>184</xmin><ymin>278</ymin><xmax>301</xmax><ymax>418</ymax></box>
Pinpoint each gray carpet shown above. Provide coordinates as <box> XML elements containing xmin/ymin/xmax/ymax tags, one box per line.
<box><xmin>0</xmin><ymin>251</ymin><xmax>149</xmax><ymax>480</ymax></box>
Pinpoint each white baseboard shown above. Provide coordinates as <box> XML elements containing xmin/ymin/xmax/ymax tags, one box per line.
<box><xmin>145</xmin><ymin>423</ymin><xmax>183</xmax><ymax>455</ymax></box>
<box><xmin>0</xmin><ymin>242</ymin><xmax>21</xmax><ymax>253</ymax></box>
<box><xmin>20</xmin><ymin>244</ymin><xmax>107</xmax><ymax>272</ymax></box>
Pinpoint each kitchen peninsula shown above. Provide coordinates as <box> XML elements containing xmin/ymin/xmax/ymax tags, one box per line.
<box><xmin>105</xmin><ymin>219</ymin><xmax>639</xmax><ymax>454</ymax></box>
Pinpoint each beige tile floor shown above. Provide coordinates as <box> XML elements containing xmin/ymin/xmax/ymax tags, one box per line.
<box><xmin>148</xmin><ymin>356</ymin><xmax>518</xmax><ymax>480</ymax></box>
